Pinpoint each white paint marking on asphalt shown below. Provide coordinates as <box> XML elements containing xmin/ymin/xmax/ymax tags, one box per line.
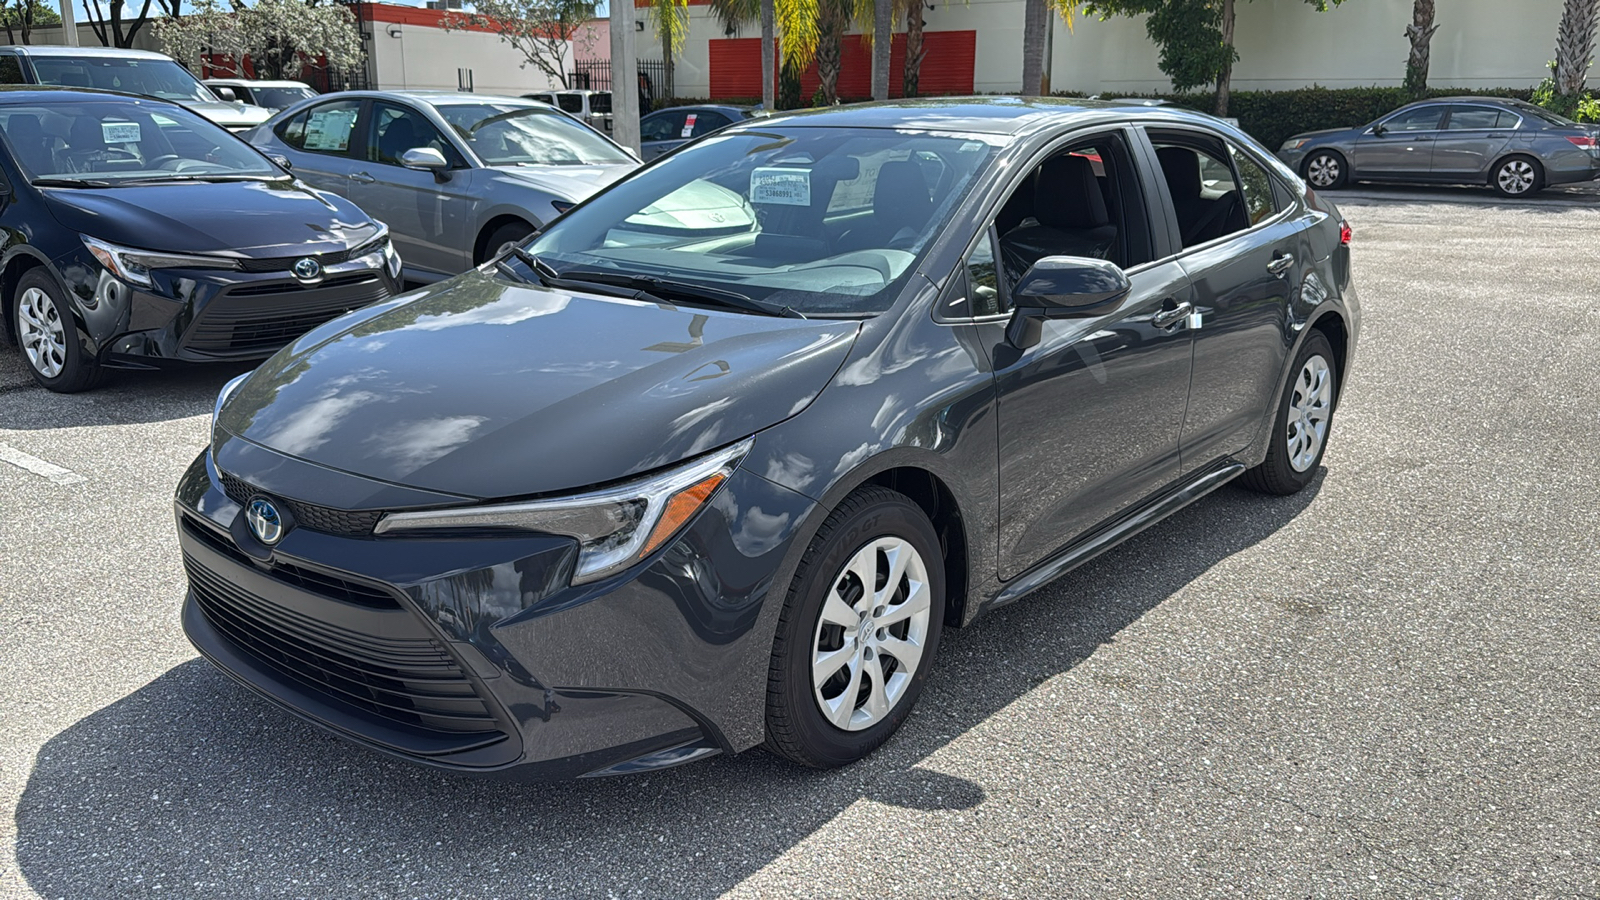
<box><xmin>0</xmin><ymin>443</ymin><xmax>87</xmax><ymax>486</ymax></box>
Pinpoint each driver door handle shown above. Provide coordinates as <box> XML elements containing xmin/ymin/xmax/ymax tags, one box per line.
<box><xmin>1152</xmin><ymin>300</ymin><xmax>1192</xmax><ymax>328</ymax></box>
<box><xmin>1267</xmin><ymin>252</ymin><xmax>1295</xmax><ymax>276</ymax></box>
<box><xmin>350</xmin><ymin>171</ymin><xmax>376</xmax><ymax>184</ymax></box>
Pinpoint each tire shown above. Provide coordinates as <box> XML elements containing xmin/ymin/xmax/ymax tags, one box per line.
<box><xmin>12</xmin><ymin>268</ymin><xmax>101</xmax><ymax>393</ymax></box>
<box><xmin>477</xmin><ymin>221</ymin><xmax>536</xmax><ymax>265</ymax></box>
<box><xmin>764</xmin><ymin>486</ymin><xmax>946</xmax><ymax>768</ymax></box>
<box><xmin>1240</xmin><ymin>331</ymin><xmax>1338</xmax><ymax>496</ymax></box>
<box><xmin>1491</xmin><ymin>155</ymin><xmax>1543</xmax><ymax>197</ymax></box>
<box><xmin>1303</xmin><ymin>150</ymin><xmax>1348</xmax><ymax>190</ymax></box>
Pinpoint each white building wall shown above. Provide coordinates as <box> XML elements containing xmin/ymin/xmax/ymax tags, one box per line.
<box><xmin>368</xmin><ymin>24</ymin><xmax>570</xmax><ymax>96</ymax></box>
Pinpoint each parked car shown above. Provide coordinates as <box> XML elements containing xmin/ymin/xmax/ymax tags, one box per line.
<box><xmin>180</xmin><ymin>97</ymin><xmax>1358</xmax><ymax>778</ymax></box>
<box><xmin>0</xmin><ymin>46</ymin><xmax>273</xmax><ymax>133</ymax></box>
<box><xmin>1276</xmin><ymin>96</ymin><xmax>1600</xmax><ymax>197</ymax></box>
<box><xmin>250</xmin><ymin>91</ymin><xmax>639</xmax><ymax>283</ymax></box>
<box><xmin>639</xmin><ymin>104</ymin><xmax>766</xmax><ymax>160</ymax></box>
<box><xmin>522</xmin><ymin>89</ymin><xmax>612</xmax><ymax>135</ymax></box>
<box><xmin>202</xmin><ymin>78</ymin><xmax>318</xmax><ymax>112</ymax></box>
<box><xmin>0</xmin><ymin>88</ymin><xmax>401</xmax><ymax>392</ymax></box>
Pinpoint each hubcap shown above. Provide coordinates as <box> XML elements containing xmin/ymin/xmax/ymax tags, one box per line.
<box><xmin>1307</xmin><ymin>154</ymin><xmax>1339</xmax><ymax>188</ymax></box>
<box><xmin>811</xmin><ymin>536</ymin><xmax>932</xmax><ymax>732</ymax></box>
<box><xmin>1498</xmin><ymin>160</ymin><xmax>1535</xmax><ymax>194</ymax></box>
<box><xmin>16</xmin><ymin>287</ymin><xmax>66</xmax><ymax>379</ymax></box>
<box><xmin>1286</xmin><ymin>354</ymin><xmax>1333</xmax><ymax>473</ymax></box>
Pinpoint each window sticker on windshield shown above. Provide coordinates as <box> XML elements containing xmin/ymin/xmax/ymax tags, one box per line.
<box><xmin>681</xmin><ymin>113</ymin><xmax>697</xmax><ymax>138</ymax></box>
<box><xmin>304</xmin><ymin>108</ymin><xmax>357</xmax><ymax>151</ymax></box>
<box><xmin>750</xmin><ymin>167</ymin><xmax>811</xmax><ymax>206</ymax></box>
<box><xmin>102</xmin><ymin>122</ymin><xmax>140</xmax><ymax>144</ymax></box>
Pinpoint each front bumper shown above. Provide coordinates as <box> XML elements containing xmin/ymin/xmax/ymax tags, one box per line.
<box><xmin>57</xmin><ymin>249</ymin><xmax>400</xmax><ymax>367</ymax></box>
<box><xmin>174</xmin><ymin>444</ymin><xmax>815</xmax><ymax>778</ymax></box>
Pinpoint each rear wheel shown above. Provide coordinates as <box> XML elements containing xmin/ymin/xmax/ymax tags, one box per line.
<box><xmin>764</xmin><ymin>486</ymin><xmax>945</xmax><ymax>768</ymax></box>
<box><xmin>13</xmin><ymin>269</ymin><xmax>100</xmax><ymax>393</ymax></box>
<box><xmin>1240</xmin><ymin>331</ymin><xmax>1337</xmax><ymax>496</ymax></box>
<box><xmin>1303</xmin><ymin>150</ymin><xmax>1347</xmax><ymax>189</ymax></box>
<box><xmin>1492</xmin><ymin>155</ymin><xmax>1542</xmax><ymax>197</ymax></box>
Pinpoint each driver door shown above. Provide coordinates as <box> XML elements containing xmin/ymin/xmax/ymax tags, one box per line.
<box><xmin>1351</xmin><ymin>104</ymin><xmax>1445</xmax><ymax>179</ymax></box>
<box><xmin>346</xmin><ymin>102</ymin><xmax>475</xmax><ymax>278</ymax></box>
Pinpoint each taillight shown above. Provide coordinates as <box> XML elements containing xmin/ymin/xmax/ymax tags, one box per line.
<box><xmin>1567</xmin><ymin>135</ymin><xmax>1598</xmax><ymax>149</ymax></box>
<box><xmin>1339</xmin><ymin>220</ymin><xmax>1352</xmax><ymax>246</ymax></box>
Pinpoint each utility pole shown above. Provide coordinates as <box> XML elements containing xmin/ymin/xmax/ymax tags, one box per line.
<box><xmin>609</xmin><ymin>0</ymin><xmax>641</xmax><ymax>155</ymax></box>
<box><xmin>59</xmin><ymin>0</ymin><xmax>79</xmax><ymax>46</ymax></box>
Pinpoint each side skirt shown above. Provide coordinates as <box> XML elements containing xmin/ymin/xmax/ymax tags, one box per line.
<box><xmin>979</xmin><ymin>460</ymin><xmax>1247</xmax><ymax>616</ymax></box>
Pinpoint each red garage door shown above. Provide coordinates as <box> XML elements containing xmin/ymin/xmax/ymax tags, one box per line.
<box><xmin>709</xmin><ymin>31</ymin><xmax>974</xmax><ymax>102</ymax></box>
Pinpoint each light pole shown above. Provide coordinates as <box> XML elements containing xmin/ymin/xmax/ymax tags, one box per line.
<box><xmin>609</xmin><ymin>1</ymin><xmax>641</xmax><ymax>155</ymax></box>
<box><xmin>58</xmin><ymin>0</ymin><xmax>79</xmax><ymax>46</ymax></box>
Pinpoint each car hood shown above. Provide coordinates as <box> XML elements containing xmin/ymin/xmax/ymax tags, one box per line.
<box><xmin>183</xmin><ymin>100</ymin><xmax>274</xmax><ymax>128</ymax></box>
<box><xmin>494</xmin><ymin>163</ymin><xmax>636</xmax><ymax>201</ymax></box>
<box><xmin>41</xmin><ymin>180</ymin><xmax>381</xmax><ymax>257</ymax></box>
<box><xmin>217</xmin><ymin>271</ymin><xmax>861</xmax><ymax>499</ymax></box>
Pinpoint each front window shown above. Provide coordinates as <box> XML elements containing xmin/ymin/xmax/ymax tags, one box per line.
<box><xmin>1380</xmin><ymin>106</ymin><xmax>1445</xmax><ymax>132</ymax></box>
<box><xmin>0</xmin><ymin>100</ymin><xmax>279</xmax><ymax>183</ymax></box>
<box><xmin>252</xmin><ymin>86</ymin><xmax>318</xmax><ymax>109</ymax></box>
<box><xmin>434</xmin><ymin>102</ymin><xmax>632</xmax><ymax>166</ymax></box>
<box><xmin>32</xmin><ymin>56</ymin><xmax>215</xmax><ymax>104</ymax></box>
<box><xmin>526</xmin><ymin>127</ymin><xmax>1002</xmax><ymax>316</ymax></box>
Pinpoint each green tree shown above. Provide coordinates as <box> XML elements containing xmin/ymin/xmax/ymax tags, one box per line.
<box><xmin>1403</xmin><ymin>0</ymin><xmax>1438</xmax><ymax>98</ymax></box>
<box><xmin>1554</xmin><ymin>0</ymin><xmax>1599</xmax><ymax>97</ymax></box>
<box><xmin>709</xmin><ymin>0</ymin><xmax>818</xmax><ymax>107</ymax></box>
<box><xmin>2</xmin><ymin>0</ymin><xmax>61</xmax><ymax>45</ymax></box>
<box><xmin>158</xmin><ymin>0</ymin><xmax>363</xmax><ymax>80</ymax></box>
<box><xmin>442</xmin><ymin>0</ymin><xmax>596</xmax><ymax>90</ymax></box>
<box><xmin>1085</xmin><ymin>0</ymin><xmax>1345</xmax><ymax>116</ymax></box>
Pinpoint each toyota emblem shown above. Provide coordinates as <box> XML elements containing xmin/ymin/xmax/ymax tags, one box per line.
<box><xmin>292</xmin><ymin>257</ymin><xmax>323</xmax><ymax>283</ymax></box>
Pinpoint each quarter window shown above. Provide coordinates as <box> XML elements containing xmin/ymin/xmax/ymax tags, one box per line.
<box><xmin>277</xmin><ymin>99</ymin><xmax>360</xmax><ymax>155</ymax></box>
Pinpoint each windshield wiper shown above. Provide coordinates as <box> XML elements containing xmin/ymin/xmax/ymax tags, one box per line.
<box><xmin>31</xmin><ymin>176</ymin><xmax>116</xmax><ymax>188</ymax></box>
<box><xmin>115</xmin><ymin>174</ymin><xmax>280</xmax><ymax>184</ymax></box>
<box><xmin>553</xmin><ymin>268</ymin><xmax>806</xmax><ymax>318</ymax></box>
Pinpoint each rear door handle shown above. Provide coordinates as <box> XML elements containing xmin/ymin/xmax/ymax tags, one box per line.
<box><xmin>1267</xmin><ymin>252</ymin><xmax>1295</xmax><ymax>276</ymax></box>
<box><xmin>350</xmin><ymin>171</ymin><xmax>376</xmax><ymax>184</ymax></box>
<box><xmin>1152</xmin><ymin>300</ymin><xmax>1192</xmax><ymax>328</ymax></box>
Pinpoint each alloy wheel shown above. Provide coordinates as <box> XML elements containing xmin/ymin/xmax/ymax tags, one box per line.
<box><xmin>1497</xmin><ymin>159</ymin><xmax>1536</xmax><ymax>195</ymax></box>
<box><xmin>1286</xmin><ymin>354</ymin><xmax>1333</xmax><ymax>473</ymax></box>
<box><xmin>17</xmin><ymin>287</ymin><xmax>67</xmax><ymax>379</ymax></box>
<box><xmin>811</xmin><ymin>536</ymin><xmax>932</xmax><ymax>732</ymax></box>
<box><xmin>1306</xmin><ymin>154</ymin><xmax>1340</xmax><ymax>188</ymax></box>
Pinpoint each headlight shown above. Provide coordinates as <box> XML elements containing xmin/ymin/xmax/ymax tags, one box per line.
<box><xmin>375</xmin><ymin>439</ymin><xmax>751</xmax><ymax>584</ymax></box>
<box><xmin>82</xmin><ymin>235</ymin><xmax>239</xmax><ymax>289</ymax></box>
<box><xmin>1280</xmin><ymin>138</ymin><xmax>1309</xmax><ymax>151</ymax></box>
<box><xmin>212</xmin><ymin>372</ymin><xmax>249</xmax><ymax>446</ymax></box>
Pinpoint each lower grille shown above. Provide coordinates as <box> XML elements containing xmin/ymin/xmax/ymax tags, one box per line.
<box><xmin>182</xmin><ymin>516</ymin><xmax>395</xmax><ymax>608</ymax></box>
<box><xmin>184</xmin><ymin>546</ymin><xmax>504</xmax><ymax>737</ymax></box>
<box><xmin>183</xmin><ymin>274</ymin><xmax>388</xmax><ymax>355</ymax></box>
<box><xmin>217</xmin><ymin>469</ymin><xmax>384</xmax><ymax>539</ymax></box>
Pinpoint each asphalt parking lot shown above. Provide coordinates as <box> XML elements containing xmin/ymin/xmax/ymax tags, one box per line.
<box><xmin>2</xmin><ymin>188</ymin><xmax>1598</xmax><ymax>899</ymax></box>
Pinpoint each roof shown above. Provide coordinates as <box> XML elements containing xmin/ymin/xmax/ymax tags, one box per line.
<box><xmin>0</xmin><ymin>45</ymin><xmax>172</xmax><ymax>60</ymax></box>
<box><xmin>752</xmin><ymin>96</ymin><xmax>1231</xmax><ymax>136</ymax></box>
<box><xmin>337</xmin><ymin>90</ymin><xmax>547</xmax><ymax>107</ymax></box>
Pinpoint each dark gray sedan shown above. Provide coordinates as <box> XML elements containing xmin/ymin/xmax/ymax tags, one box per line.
<box><xmin>1276</xmin><ymin>97</ymin><xmax>1600</xmax><ymax>197</ymax></box>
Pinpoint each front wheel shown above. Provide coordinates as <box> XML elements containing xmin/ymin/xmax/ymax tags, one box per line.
<box><xmin>1492</xmin><ymin>155</ymin><xmax>1542</xmax><ymax>197</ymax></box>
<box><xmin>1303</xmin><ymin>150</ymin><xmax>1348</xmax><ymax>189</ymax></box>
<box><xmin>1240</xmin><ymin>331</ymin><xmax>1338</xmax><ymax>496</ymax></box>
<box><xmin>13</xmin><ymin>269</ymin><xmax>101</xmax><ymax>393</ymax></box>
<box><xmin>764</xmin><ymin>486</ymin><xmax>945</xmax><ymax>768</ymax></box>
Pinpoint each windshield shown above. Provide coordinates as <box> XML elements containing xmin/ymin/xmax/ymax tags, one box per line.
<box><xmin>32</xmin><ymin>56</ymin><xmax>215</xmax><ymax>104</ymax></box>
<box><xmin>253</xmin><ymin>86</ymin><xmax>318</xmax><ymax>110</ymax></box>
<box><xmin>435</xmin><ymin>103</ymin><xmax>632</xmax><ymax>166</ymax></box>
<box><xmin>526</xmin><ymin>127</ymin><xmax>1001</xmax><ymax>316</ymax></box>
<box><xmin>589</xmin><ymin>93</ymin><xmax>612</xmax><ymax>114</ymax></box>
<box><xmin>0</xmin><ymin>100</ymin><xmax>279</xmax><ymax>183</ymax></box>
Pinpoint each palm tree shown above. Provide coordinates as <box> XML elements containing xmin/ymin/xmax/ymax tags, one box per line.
<box><xmin>648</xmin><ymin>0</ymin><xmax>689</xmax><ymax>99</ymax></box>
<box><xmin>1403</xmin><ymin>0</ymin><xmax>1439</xmax><ymax>98</ymax></box>
<box><xmin>709</xmin><ymin>0</ymin><xmax>816</xmax><ymax>106</ymax></box>
<box><xmin>900</xmin><ymin>0</ymin><xmax>926</xmax><ymax>97</ymax></box>
<box><xmin>1020</xmin><ymin>0</ymin><xmax>1074</xmax><ymax>97</ymax></box>
<box><xmin>1555</xmin><ymin>0</ymin><xmax>1600</xmax><ymax>97</ymax></box>
<box><xmin>871</xmin><ymin>0</ymin><xmax>892</xmax><ymax>100</ymax></box>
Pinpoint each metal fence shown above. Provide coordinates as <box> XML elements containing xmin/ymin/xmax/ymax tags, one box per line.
<box><xmin>569</xmin><ymin>58</ymin><xmax>673</xmax><ymax>106</ymax></box>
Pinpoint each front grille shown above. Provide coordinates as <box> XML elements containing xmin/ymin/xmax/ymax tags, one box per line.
<box><xmin>217</xmin><ymin>469</ymin><xmax>384</xmax><ymax>538</ymax></box>
<box><xmin>183</xmin><ymin>274</ymin><xmax>387</xmax><ymax>355</ymax></box>
<box><xmin>238</xmin><ymin>250</ymin><xmax>360</xmax><ymax>274</ymax></box>
<box><xmin>183</xmin><ymin>517</ymin><xmax>396</xmax><ymax>608</ymax></box>
<box><xmin>184</xmin><ymin>539</ymin><xmax>504</xmax><ymax>736</ymax></box>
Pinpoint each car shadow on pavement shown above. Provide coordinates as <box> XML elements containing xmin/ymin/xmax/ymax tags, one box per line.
<box><xmin>0</xmin><ymin>354</ymin><xmax>253</xmax><ymax>430</ymax></box>
<box><xmin>14</xmin><ymin>476</ymin><xmax>1322</xmax><ymax>899</ymax></box>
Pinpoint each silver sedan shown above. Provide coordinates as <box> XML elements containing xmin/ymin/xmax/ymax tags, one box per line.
<box><xmin>1276</xmin><ymin>97</ymin><xmax>1600</xmax><ymax>198</ymax></box>
<box><xmin>247</xmin><ymin>91</ymin><xmax>640</xmax><ymax>283</ymax></box>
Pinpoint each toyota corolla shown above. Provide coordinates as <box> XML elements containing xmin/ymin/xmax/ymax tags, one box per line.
<box><xmin>177</xmin><ymin>98</ymin><xmax>1359</xmax><ymax>778</ymax></box>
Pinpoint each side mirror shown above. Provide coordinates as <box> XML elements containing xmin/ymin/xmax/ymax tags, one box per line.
<box><xmin>1371</xmin><ymin>122</ymin><xmax>1387</xmax><ymax>136</ymax></box>
<box><xmin>1006</xmin><ymin>256</ymin><xmax>1132</xmax><ymax>349</ymax></box>
<box><xmin>400</xmin><ymin>147</ymin><xmax>449</xmax><ymax>170</ymax></box>
<box><xmin>214</xmin><ymin>86</ymin><xmax>238</xmax><ymax>103</ymax></box>
<box><xmin>268</xmin><ymin>153</ymin><xmax>293</xmax><ymax>171</ymax></box>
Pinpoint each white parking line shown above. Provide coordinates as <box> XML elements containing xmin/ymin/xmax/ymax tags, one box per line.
<box><xmin>0</xmin><ymin>443</ymin><xmax>87</xmax><ymax>486</ymax></box>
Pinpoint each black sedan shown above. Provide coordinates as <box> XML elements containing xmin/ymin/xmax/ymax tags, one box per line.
<box><xmin>0</xmin><ymin>87</ymin><xmax>401</xmax><ymax>392</ymax></box>
<box><xmin>639</xmin><ymin>104</ymin><xmax>765</xmax><ymax>160</ymax></box>
<box><xmin>177</xmin><ymin>98</ymin><xmax>1359</xmax><ymax>778</ymax></box>
<box><xmin>1276</xmin><ymin>96</ymin><xmax>1600</xmax><ymax>197</ymax></box>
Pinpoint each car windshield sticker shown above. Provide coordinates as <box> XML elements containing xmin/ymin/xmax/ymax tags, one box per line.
<box><xmin>101</xmin><ymin>122</ymin><xmax>140</xmax><ymax>144</ymax></box>
<box><xmin>750</xmin><ymin>167</ymin><xmax>810</xmax><ymax>206</ymax></box>
<box><xmin>304</xmin><ymin>108</ymin><xmax>358</xmax><ymax>151</ymax></box>
<box><xmin>681</xmin><ymin>113</ymin><xmax>697</xmax><ymax>138</ymax></box>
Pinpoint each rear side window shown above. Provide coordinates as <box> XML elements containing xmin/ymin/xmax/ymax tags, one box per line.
<box><xmin>1447</xmin><ymin>106</ymin><xmax>1518</xmax><ymax>130</ymax></box>
<box><xmin>1152</xmin><ymin>134</ymin><xmax>1253</xmax><ymax>248</ymax></box>
<box><xmin>278</xmin><ymin>99</ymin><xmax>360</xmax><ymax>155</ymax></box>
<box><xmin>0</xmin><ymin>56</ymin><xmax>24</xmax><ymax>85</ymax></box>
<box><xmin>1228</xmin><ymin>143</ymin><xmax>1278</xmax><ymax>226</ymax></box>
